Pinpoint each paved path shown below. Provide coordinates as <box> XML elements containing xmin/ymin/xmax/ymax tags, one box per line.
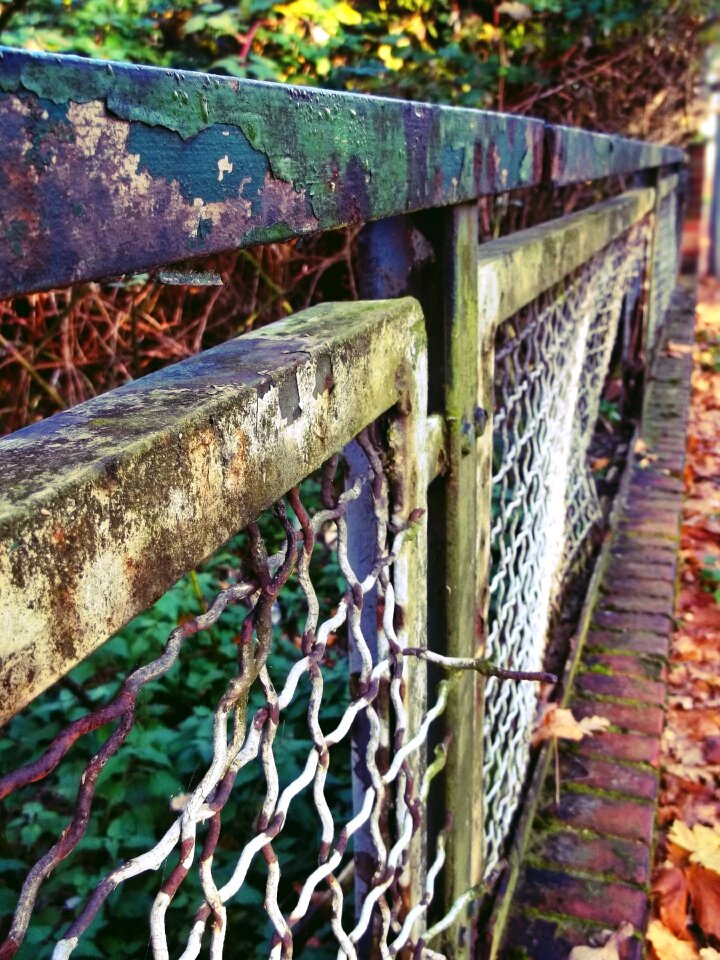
<box><xmin>490</xmin><ymin>280</ymin><xmax>696</xmax><ymax>960</ymax></box>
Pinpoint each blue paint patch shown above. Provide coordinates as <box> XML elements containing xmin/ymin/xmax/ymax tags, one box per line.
<box><xmin>440</xmin><ymin>143</ymin><xmax>465</xmax><ymax>193</ymax></box>
<box><xmin>128</xmin><ymin>122</ymin><xmax>269</xmax><ymax>210</ymax></box>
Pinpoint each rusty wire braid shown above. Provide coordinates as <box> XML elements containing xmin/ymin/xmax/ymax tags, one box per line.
<box><xmin>482</xmin><ymin>224</ymin><xmax>648</xmax><ymax>876</ymax></box>
<box><xmin>647</xmin><ymin>187</ymin><xmax>681</xmax><ymax>353</ymax></box>
<box><xmin>0</xmin><ymin>428</ymin><xmax>543</xmax><ymax>960</ymax></box>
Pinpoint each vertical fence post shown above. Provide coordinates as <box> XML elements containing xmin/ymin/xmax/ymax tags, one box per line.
<box><xmin>440</xmin><ymin>202</ymin><xmax>486</xmax><ymax>958</ymax></box>
<box><xmin>358</xmin><ymin>204</ymin><xmax>487</xmax><ymax>958</ymax></box>
<box><xmin>641</xmin><ymin>165</ymin><xmax>684</xmax><ymax>430</ymax></box>
<box><xmin>355</xmin><ymin>216</ymin><xmax>438</xmax><ymax>952</ymax></box>
<box><xmin>387</xmin><ymin>333</ymin><xmax>430</xmax><ymax>946</ymax></box>
<box><xmin>642</xmin><ymin>168</ymin><xmax>664</xmax><ymax>375</ymax></box>
<box><xmin>475</xmin><ymin>260</ymin><xmax>497</xmax><ymax>682</ymax></box>
<box><xmin>345</xmin><ymin>439</ymin><xmax>385</xmax><ymax>944</ymax></box>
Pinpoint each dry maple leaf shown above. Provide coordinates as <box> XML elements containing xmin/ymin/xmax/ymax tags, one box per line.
<box><xmin>646</xmin><ymin>919</ymin><xmax>699</xmax><ymax>960</ymax></box>
<box><xmin>668</xmin><ymin>820</ymin><xmax>720</xmax><ymax>873</ymax></box>
<box><xmin>569</xmin><ymin>922</ymin><xmax>634</xmax><ymax>960</ymax></box>
<box><xmin>532</xmin><ymin>705</ymin><xmax>609</xmax><ymax>745</ymax></box>
<box><xmin>688</xmin><ymin>863</ymin><xmax>720</xmax><ymax>940</ymax></box>
<box><xmin>532</xmin><ymin>706</ymin><xmax>609</xmax><ymax>805</ymax></box>
<box><xmin>652</xmin><ymin>863</ymin><xmax>688</xmax><ymax>936</ymax></box>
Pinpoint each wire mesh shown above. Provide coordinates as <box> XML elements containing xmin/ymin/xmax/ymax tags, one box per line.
<box><xmin>482</xmin><ymin>222</ymin><xmax>648</xmax><ymax>874</ymax></box>
<box><xmin>648</xmin><ymin>186</ymin><xmax>680</xmax><ymax>353</ymax></box>
<box><xmin>1</xmin><ymin>426</ymin><xmax>514</xmax><ymax>960</ymax></box>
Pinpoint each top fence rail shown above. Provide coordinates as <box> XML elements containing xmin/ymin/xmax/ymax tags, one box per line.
<box><xmin>0</xmin><ymin>46</ymin><xmax>683</xmax><ymax>299</ymax></box>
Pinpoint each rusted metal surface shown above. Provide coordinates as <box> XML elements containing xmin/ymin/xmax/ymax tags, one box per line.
<box><xmin>548</xmin><ymin>123</ymin><xmax>684</xmax><ymax>186</ymax></box>
<box><xmin>0</xmin><ymin>45</ymin><xmax>543</xmax><ymax>298</ymax></box>
<box><xmin>0</xmin><ymin>46</ymin><xmax>683</xmax><ymax>299</ymax></box>
<box><xmin>0</xmin><ymin>298</ymin><xmax>426</xmax><ymax>723</ymax></box>
<box><xmin>0</xmin><ymin>41</ymin><xmax>688</xmax><ymax>956</ymax></box>
<box><xmin>476</xmin><ymin>187</ymin><xmax>655</xmax><ymax>324</ymax></box>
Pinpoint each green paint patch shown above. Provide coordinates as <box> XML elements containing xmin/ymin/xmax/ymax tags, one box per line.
<box><xmin>21</xmin><ymin>97</ymin><xmax>73</xmax><ymax>172</ymax></box>
<box><xmin>241</xmin><ymin>221</ymin><xmax>301</xmax><ymax>247</ymax></box>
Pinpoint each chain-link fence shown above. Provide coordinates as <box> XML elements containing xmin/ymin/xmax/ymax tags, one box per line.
<box><xmin>1</xmin><ymin>425</ymin><xmax>549</xmax><ymax>960</ymax></box>
<box><xmin>482</xmin><ymin>218</ymin><xmax>650</xmax><ymax>874</ymax></box>
<box><xmin>0</xmin><ymin>179</ymin><xmax>682</xmax><ymax>959</ymax></box>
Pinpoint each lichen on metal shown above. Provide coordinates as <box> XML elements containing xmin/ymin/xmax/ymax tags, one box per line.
<box><xmin>476</xmin><ymin>187</ymin><xmax>656</xmax><ymax>324</ymax></box>
<box><xmin>548</xmin><ymin>123</ymin><xmax>684</xmax><ymax>186</ymax></box>
<box><xmin>0</xmin><ymin>297</ymin><xmax>427</xmax><ymax>723</ymax></box>
<box><xmin>0</xmin><ymin>45</ymin><xmax>547</xmax><ymax>297</ymax></box>
<box><xmin>0</xmin><ymin>46</ymin><xmax>684</xmax><ymax>300</ymax></box>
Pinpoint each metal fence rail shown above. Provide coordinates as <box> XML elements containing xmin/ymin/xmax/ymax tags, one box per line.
<box><xmin>0</xmin><ymin>46</ymin><xmax>685</xmax><ymax>960</ymax></box>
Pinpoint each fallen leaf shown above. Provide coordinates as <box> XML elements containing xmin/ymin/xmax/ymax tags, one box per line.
<box><xmin>669</xmin><ymin>695</ymin><xmax>696</xmax><ymax>710</ymax></box>
<box><xmin>667</xmin><ymin>820</ymin><xmax>720</xmax><ymax>873</ymax></box>
<box><xmin>531</xmin><ymin>705</ymin><xmax>609</xmax><ymax>746</ymax></box>
<box><xmin>668</xmin><ymin>820</ymin><xmax>704</xmax><ymax>854</ymax></box>
<box><xmin>578</xmin><ymin>714</ymin><xmax>612</xmax><ymax>736</ymax></box>
<box><xmin>646</xmin><ymin>919</ymin><xmax>699</xmax><ymax>960</ymax></box>
<box><xmin>687</xmin><ymin>863</ymin><xmax>720</xmax><ymax>939</ymax></box>
<box><xmin>569</xmin><ymin>922</ymin><xmax>634</xmax><ymax>959</ymax></box>
<box><xmin>653</xmin><ymin>863</ymin><xmax>688</xmax><ymax>936</ymax></box>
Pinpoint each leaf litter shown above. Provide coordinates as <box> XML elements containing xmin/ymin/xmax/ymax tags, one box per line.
<box><xmin>648</xmin><ymin>278</ymin><xmax>720</xmax><ymax>959</ymax></box>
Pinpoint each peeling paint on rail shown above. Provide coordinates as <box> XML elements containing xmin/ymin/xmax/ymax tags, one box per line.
<box><xmin>0</xmin><ymin>47</ymin><xmax>683</xmax><ymax>298</ymax></box>
<box><xmin>0</xmin><ymin>46</ymin><xmax>542</xmax><ymax>297</ymax></box>
<box><xmin>0</xmin><ymin>297</ymin><xmax>426</xmax><ymax>724</ymax></box>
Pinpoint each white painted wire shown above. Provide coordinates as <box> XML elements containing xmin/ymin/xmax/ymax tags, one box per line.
<box><xmin>482</xmin><ymin>224</ymin><xmax>649</xmax><ymax>875</ymax></box>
